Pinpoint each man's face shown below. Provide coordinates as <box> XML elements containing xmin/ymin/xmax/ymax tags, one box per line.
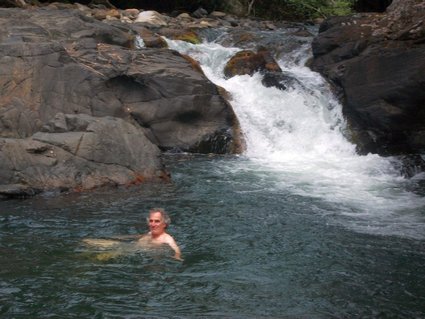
<box><xmin>148</xmin><ymin>212</ymin><xmax>166</xmax><ymax>236</ymax></box>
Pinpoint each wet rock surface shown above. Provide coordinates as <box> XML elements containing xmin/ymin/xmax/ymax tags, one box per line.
<box><xmin>311</xmin><ymin>0</ymin><xmax>425</xmax><ymax>156</ymax></box>
<box><xmin>0</xmin><ymin>5</ymin><xmax>246</xmax><ymax>196</ymax></box>
<box><xmin>0</xmin><ymin>114</ymin><xmax>167</xmax><ymax>198</ymax></box>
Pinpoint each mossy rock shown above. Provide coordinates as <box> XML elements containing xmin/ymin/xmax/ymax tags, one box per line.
<box><xmin>174</xmin><ymin>31</ymin><xmax>201</xmax><ymax>44</ymax></box>
<box><xmin>223</xmin><ymin>48</ymin><xmax>282</xmax><ymax>78</ymax></box>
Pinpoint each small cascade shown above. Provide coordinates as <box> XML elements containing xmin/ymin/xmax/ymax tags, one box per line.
<box><xmin>165</xmin><ymin>30</ymin><xmax>425</xmax><ymax>238</ymax></box>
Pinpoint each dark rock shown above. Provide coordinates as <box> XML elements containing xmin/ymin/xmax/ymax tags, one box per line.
<box><xmin>127</xmin><ymin>74</ymin><xmax>242</xmax><ymax>153</ymax></box>
<box><xmin>192</xmin><ymin>7</ymin><xmax>208</xmax><ymax>19</ymax></box>
<box><xmin>311</xmin><ymin>1</ymin><xmax>425</xmax><ymax>156</ymax></box>
<box><xmin>0</xmin><ymin>184</ymin><xmax>43</xmax><ymax>199</ymax></box>
<box><xmin>311</xmin><ymin>15</ymin><xmax>373</xmax><ymax>68</ymax></box>
<box><xmin>189</xmin><ymin>128</ymin><xmax>238</xmax><ymax>154</ymax></box>
<box><xmin>341</xmin><ymin>45</ymin><xmax>425</xmax><ymax>155</ymax></box>
<box><xmin>261</xmin><ymin>72</ymin><xmax>299</xmax><ymax>91</ymax></box>
<box><xmin>390</xmin><ymin>154</ymin><xmax>425</xmax><ymax>178</ymax></box>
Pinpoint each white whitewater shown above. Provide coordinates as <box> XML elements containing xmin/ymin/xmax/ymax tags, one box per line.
<box><xmin>165</xmin><ymin>35</ymin><xmax>425</xmax><ymax>239</ymax></box>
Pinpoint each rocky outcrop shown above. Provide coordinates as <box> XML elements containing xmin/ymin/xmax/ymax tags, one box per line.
<box><xmin>0</xmin><ymin>6</ymin><xmax>243</xmax><ymax>197</ymax></box>
<box><xmin>311</xmin><ymin>0</ymin><xmax>425</xmax><ymax>156</ymax></box>
<box><xmin>1</xmin><ymin>8</ymin><xmax>241</xmax><ymax>151</ymax></box>
<box><xmin>0</xmin><ymin>114</ymin><xmax>167</xmax><ymax>198</ymax></box>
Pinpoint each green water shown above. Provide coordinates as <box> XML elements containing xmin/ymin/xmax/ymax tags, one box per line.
<box><xmin>1</xmin><ymin>155</ymin><xmax>425</xmax><ymax>318</ymax></box>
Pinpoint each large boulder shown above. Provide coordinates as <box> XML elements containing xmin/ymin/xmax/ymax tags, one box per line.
<box><xmin>311</xmin><ymin>0</ymin><xmax>425</xmax><ymax>156</ymax></box>
<box><xmin>0</xmin><ymin>6</ymin><xmax>243</xmax><ymax>196</ymax></box>
<box><xmin>0</xmin><ymin>114</ymin><xmax>167</xmax><ymax>198</ymax></box>
<box><xmin>0</xmin><ymin>7</ymin><xmax>242</xmax><ymax>153</ymax></box>
<box><xmin>0</xmin><ymin>8</ymin><xmax>135</xmax><ymax>138</ymax></box>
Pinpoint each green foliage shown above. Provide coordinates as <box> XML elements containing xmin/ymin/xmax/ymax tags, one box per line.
<box><xmin>286</xmin><ymin>0</ymin><xmax>355</xmax><ymax>18</ymax></box>
<box><xmin>227</xmin><ymin>0</ymin><xmax>356</xmax><ymax>20</ymax></box>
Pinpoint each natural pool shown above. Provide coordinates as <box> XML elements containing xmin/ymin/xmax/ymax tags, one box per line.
<box><xmin>2</xmin><ymin>25</ymin><xmax>425</xmax><ymax>319</ymax></box>
<box><xmin>1</xmin><ymin>155</ymin><xmax>425</xmax><ymax>318</ymax></box>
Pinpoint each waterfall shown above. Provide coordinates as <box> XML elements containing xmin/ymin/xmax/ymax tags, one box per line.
<box><xmin>164</xmin><ymin>31</ymin><xmax>425</xmax><ymax>238</ymax></box>
<box><xmin>165</xmin><ymin>35</ymin><xmax>355</xmax><ymax>160</ymax></box>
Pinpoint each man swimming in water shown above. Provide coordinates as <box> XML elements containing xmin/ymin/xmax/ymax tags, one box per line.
<box><xmin>83</xmin><ymin>208</ymin><xmax>182</xmax><ymax>261</ymax></box>
<box><xmin>138</xmin><ymin>208</ymin><xmax>182</xmax><ymax>261</ymax></box>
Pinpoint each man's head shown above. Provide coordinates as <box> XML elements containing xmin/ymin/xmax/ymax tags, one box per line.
<box><xmin>147</xmin><ymin>208</ymin><xmax>171</xmax><ymax>235</ymax></box>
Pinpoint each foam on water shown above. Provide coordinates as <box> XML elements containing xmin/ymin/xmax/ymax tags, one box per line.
<box><xmin>166</xmin><ymin>36</ymin><xmax>425</xmax><ymax>238</ymax></box>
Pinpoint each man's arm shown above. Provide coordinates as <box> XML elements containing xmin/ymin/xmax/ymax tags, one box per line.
<box><xmin>111</xmin><ymin>234</ymin><xmax>141</xmax><ymax>240</ymax></box>
<box><xmin>165</xmin><ymin>235</ymin><xmax>182</xmax><ymax>261</ymax></box>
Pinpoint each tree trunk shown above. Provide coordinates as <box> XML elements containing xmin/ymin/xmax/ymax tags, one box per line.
<box><xmin>246</xmin><ymin>0</ymin><xmax>255</xmax><ymax>16</ymax></box>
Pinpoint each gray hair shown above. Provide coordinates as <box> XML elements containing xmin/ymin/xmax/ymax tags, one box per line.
<box><xmin>147</xmin><ymin>208</ymin><xmax>171</xmax><ymax>228</ymax></box>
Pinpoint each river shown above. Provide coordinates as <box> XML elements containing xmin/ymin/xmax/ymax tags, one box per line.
<box><xmin>1</xmin><ymin>27</ymin><xmax>425</xmax><ymax>318</ymax></box>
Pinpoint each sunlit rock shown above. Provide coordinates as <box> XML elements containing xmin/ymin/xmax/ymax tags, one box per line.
<box><xmin>135</xmin><ymin>10</ymin><xmax>168</xmax><ymax>26</ymax></box>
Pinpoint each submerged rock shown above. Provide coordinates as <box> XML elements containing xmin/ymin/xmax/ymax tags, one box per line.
<box><xmin>392</xmin><ymin>154</ymin><xmax>425</xmax><ymax>178</ymax></box>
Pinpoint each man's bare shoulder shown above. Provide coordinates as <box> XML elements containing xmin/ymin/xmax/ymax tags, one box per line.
<box><xmin>159</xmin><ymin>233</ymin><xmax>177</xmax><ymax>244</ymax></box>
